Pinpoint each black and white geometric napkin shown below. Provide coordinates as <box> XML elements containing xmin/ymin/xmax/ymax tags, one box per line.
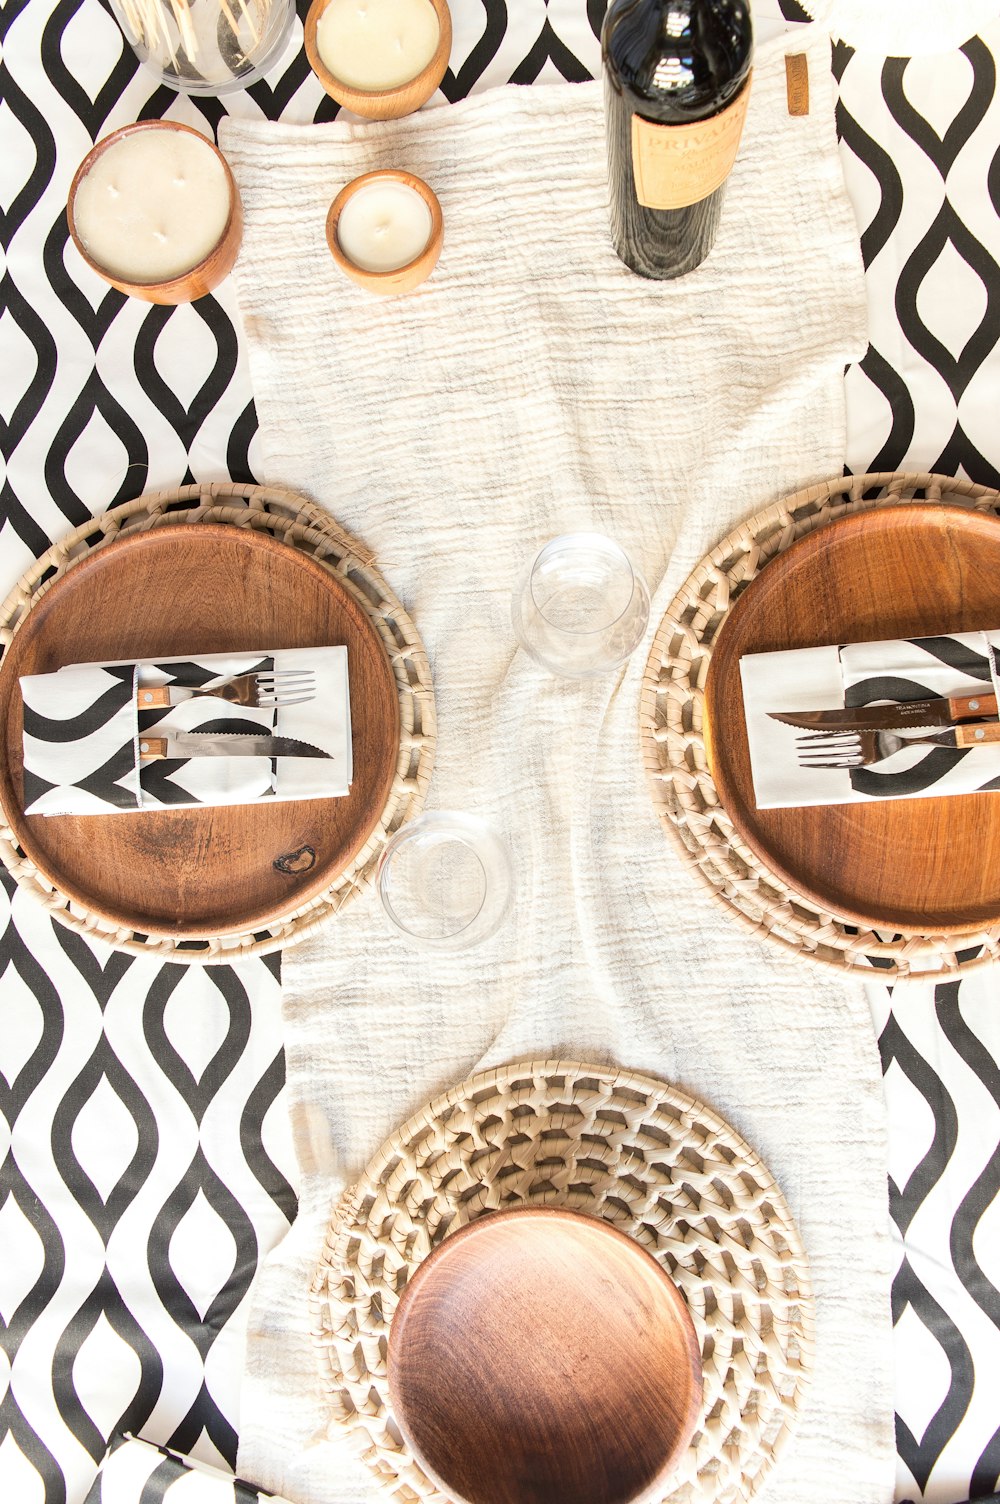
<box><xmin>20</xmin><ymin>646</ymin><xmax>352</xmax><ymax>816</ymax></box>
<box><xmin>84</xmin><ymin>1433</ymin><xmax>294</xmax><ymax>1502</ymax></box>
<box><xmin>740</xmin><ymin>629</ymin><xmax>1000</xmax><ymax>808</ymax></box>
<box><xmin>21</xmin><ymin>662</ymin><xmax>143</xmax><ymax>814</ymax></box>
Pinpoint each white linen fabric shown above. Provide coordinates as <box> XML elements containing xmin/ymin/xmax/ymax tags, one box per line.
<box><xmin>222</xmin><ymin>29</ymin><xmax>893</xmax><ymax>1504</ymax></box>
<box><xmin>20</xmin><ymin>647</ymin><xmax>352</xmax><ymax>814</ymax></box>
<box><xmin>742</xmin><ymin>628</ymin><xmax>1000</xmax><ymax>808</ymax></box>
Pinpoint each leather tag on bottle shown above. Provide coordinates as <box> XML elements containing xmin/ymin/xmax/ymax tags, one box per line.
<box><xmin>785</xmin><ymin>54</ymin><xmax>809</xmax><ymax>116</ymax></box>
<box><xmin>631</xmin><ymin>75</ymin><xmax>752</xmax><ymax>211</ymax></box>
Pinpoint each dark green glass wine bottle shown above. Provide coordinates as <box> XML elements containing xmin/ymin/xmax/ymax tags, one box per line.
<box><xmin>603</xmin><ymin>0</ymin><xmax>753</xmax><ymax>279</ymax></box>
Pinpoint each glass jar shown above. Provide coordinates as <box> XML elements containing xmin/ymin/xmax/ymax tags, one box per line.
<box><xmin>109</xmin><ymin>0</ymin><xmax>296</xmax><ymax>95</ymax></box>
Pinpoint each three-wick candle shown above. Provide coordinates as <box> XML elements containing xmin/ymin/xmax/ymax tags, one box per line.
<box><xmin>316</xmin><ymin>0</ymin><xmax>440</xmax><ymax>90</ymax></box>
<box><xmin>68</xmin><ymin>122</ymin><xmax>240</xmax><ymax>301</ymax></box>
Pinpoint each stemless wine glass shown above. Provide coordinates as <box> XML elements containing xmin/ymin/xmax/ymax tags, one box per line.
<box><xmin>377</xmin><ymin>813</ymin><xmax>514</xmax><ymax>950</ymax></box>
<box><xmin>511</xmin><ymin>532</ymin><xmax>651</xmax><ymax>678</ymax></box>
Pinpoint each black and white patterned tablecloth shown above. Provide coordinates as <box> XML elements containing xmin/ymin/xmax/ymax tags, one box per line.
<box><xmin>4</xmin><ymin>2</ymin><xmax>1000</xmax><ymax>1501</ymax></box>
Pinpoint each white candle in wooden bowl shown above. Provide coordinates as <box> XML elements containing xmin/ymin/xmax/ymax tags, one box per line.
<box><xmin>305</xmin><ymin>0</ymin><xmax>451</xmax><ymax>119</ymax></box>
<box><xmin>317</xmin><ymin>0</ymin><xmax>439</xmax><ymax>89</ymax></box>
<box><xmin>327</xmin><ymin>170</ymin><xmax>443</xmax><ymax>295</ymax></box>
<box><xmin>337</xmin><ymin>180</ymin><xmax>432</xmax><ymax>271</ymax></box>
<box><xmin>68</xmin><ymin>122</ymin><xmax>241</xmax><ymax>303</ymax></box>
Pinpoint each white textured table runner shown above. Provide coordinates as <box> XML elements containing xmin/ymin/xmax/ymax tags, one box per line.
<box><xmin>221</xmin><ymin>29</ymin><xmax>892</xmax><ymax>1504</ymax></box>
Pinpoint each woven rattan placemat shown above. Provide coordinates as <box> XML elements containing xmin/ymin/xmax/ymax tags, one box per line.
<box><xmin>0</xmin><ymin>482</ymin><xmax>435</xmax><ymax>962</ymax></box>
<box><xmin>312</xmin><ymin>1059</ymin><xmax>813</xmax><ymax>1504</ymax></box>
<box><xmin>641</xmin><ymin>470</ymin><xmax>1000</xmax><ymax>981</ymax></box>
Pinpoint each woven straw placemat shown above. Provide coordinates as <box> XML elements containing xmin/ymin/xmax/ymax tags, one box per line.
<box><xmin>641</xmin><ymin>471</ymin><xmax>1000</xmax><ymax>981</ymax></box>
<box><xmin>311</xmin><ymin>1059</ymin><xmax>813</xmax><ymax>1504</ymax></box>
<box><xmin>0</xmin><ymin>482</ymin><xmax>435</xmax><ymax>962</ymax></box>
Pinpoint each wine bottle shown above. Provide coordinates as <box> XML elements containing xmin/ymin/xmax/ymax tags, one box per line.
<box><xmin>602</xmin><ymin>0</ymin><xmax>753</xmax><ymax>279</ymax></box>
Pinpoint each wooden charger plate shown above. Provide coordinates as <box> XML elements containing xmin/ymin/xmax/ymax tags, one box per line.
<box><xmin>706</xmin><ymin>503</ymin><xmax>1000</xmax><ymax>933</ymax></box>
<box><xmin>0</xmin><ymin>525</ymin><xmax>400</xmax><ymax>938</ymax></box>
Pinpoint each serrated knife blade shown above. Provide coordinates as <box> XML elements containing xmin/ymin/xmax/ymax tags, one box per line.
<box><xmin>138</xmin><ymin>733</ymin><xmax>330</xmax><ymax>761</ymax></box>
<box><xmin>769</xmin><ymin>689</ymin><xmax>997</xmax><ymax>733</ymax></box>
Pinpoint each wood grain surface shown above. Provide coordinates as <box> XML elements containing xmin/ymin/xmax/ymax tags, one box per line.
<box><xmin>0</xmin><ymin>524</ymin><xmax>400</xmax><ymax>937</ymax></box>
<box><xmin>387</xmin><ymin>1207</ymin><xmax>702</xmax><ymax>1504</ymax></box>
<box><xmin>706</xmin><ymin>503</ymin><xmax>1000</xmax><ymax>931</ymax></box>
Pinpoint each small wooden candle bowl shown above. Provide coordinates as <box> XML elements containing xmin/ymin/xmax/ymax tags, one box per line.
<box><xmin>387</xmin><ymin>1207</ymin><xmax>703</xmax><ymax>1504</ymax></box>
<box><xmin>67</xmin><ymin>121</ymin><xmax>243</xmax><ymax>306</ymax></box>
<box><xmin>326</xmin><ymin>170</ymin><xmax>443</xmax><ymax>296</ymax></box>
<box><xmin>305</xmin><ymin>0</ymin><xmax>451</xmax><ymax>119</ymax></box>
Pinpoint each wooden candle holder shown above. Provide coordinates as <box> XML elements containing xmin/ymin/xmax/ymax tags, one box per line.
<box><xmin>326</xmin><ymin>170</ymin><xmax>443</xmax><ymax>296</ymax></box>
<box><xmin>305</xmin><ymin>0</ymin><xmax>451</xmax><ymax>120</ymax></box>
<box><xmin>66</xmin><ymin>121</ymin><xmax>243</xmax><ymax>306</ymax></box>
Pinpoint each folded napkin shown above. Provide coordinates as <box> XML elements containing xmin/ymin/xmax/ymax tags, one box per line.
<box><xmin>742</xmin><ymin>629</ymin><xmax>1000</xmax><ymax>808</ymax></box>
<box><xmin>85</xmin><ymin>1434</ymin><xmax>294</xmax><ymax>1502</ymax></box>
<box><xmin>20</xmin><ymin>647</ymin><xmax>351</xmax><ymax>815</ymax></box>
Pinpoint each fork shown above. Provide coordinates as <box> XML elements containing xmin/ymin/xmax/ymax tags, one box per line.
<box><xmin>137</xmin><ymin>669</ymin><xmax>316</xmax><ymax>711</ymax></box>
<box><xmin>795</xmin><ymin>721</ymin><xmax>1000</xmax><ymax>769</ymax></box>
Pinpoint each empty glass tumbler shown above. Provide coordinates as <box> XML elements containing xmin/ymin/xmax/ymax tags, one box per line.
<box><xmin>511</xmin><ymin>532</ymin><xmax>650</xmax><ymax>678</ymax></box>
<box><xmin>109</xmin><ymin>0</ymin><xmax>295</xmax><ymax>94</ymax></box>
<box><xmin>376</xmin><ymin>813</ymin><xmax>514</xmax><ymax>950</ymax></box>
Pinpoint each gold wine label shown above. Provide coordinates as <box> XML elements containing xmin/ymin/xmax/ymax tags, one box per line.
<box><xmin>631</xmin><ymin>75</ymin><xmax>752</xmax><ymax>210</ymax></box>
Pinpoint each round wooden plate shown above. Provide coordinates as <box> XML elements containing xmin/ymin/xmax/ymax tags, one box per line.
<box><xmin>387</xmin><ymin>1207</ymin><xmax>702</xmax><ymax>1504</ymax></box>
<box><xmin>706</xmin><ymin>503</ymin><xmax>1000</xmax><ymax>932</ymax></box>
<box><xmin>0</xmin><ymin>524</ymin><xmax>400</xmax><ymax>938</ymax></box>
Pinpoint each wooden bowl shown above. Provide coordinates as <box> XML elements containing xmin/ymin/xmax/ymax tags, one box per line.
<box><xmin>67</xmin><ymin>121</ymin><xmax>242</xmax><ymax>305</ymax></box>
<box><xmin>326</xmin><ymin>171</ymin><xmax>443</xmax><ymax>296</ymax></box>
<box><xmin>387</xmin><ymin>1207</ymin><xmax>703</xmax><ymax>1504</ymax></box>
<box><xmin>305</xmin><ymin>0</ymin><xmax>451</xmax><ymax>119</ymax></box>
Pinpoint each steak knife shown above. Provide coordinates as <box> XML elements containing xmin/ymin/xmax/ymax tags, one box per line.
<box><xmin>139</xmin><ymin>733</ymin><xmax>330</xmax><ymax>761</ymax></box>
<box><xmin>769</xmin><ymin>690</ymin><xmax>997</xmax><ymax>733</ymax></box>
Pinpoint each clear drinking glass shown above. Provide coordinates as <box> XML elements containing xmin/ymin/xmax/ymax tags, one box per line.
<box><xmin>376</xmin><ymin>813</ymin><xmax>514</xmax><ymax>950</ymax></box>
<box><xmin>108</xmin><ymin>0</ymin><xmax>296</xmax><ymax>95</ymax></box>
<box><xmin>511</xmin><ymin>532</ymin><xmax>651</xmax><ymax>678</ymax></box>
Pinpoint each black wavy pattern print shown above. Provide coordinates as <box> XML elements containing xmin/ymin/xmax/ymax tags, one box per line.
<box><xmin>4</xmin><ymin>2</ymin><xmax>1000</xmax><ymax>1502</ymax></box>
<box><xmin>840</xmin><ymin>30</ymin><xmax>1000</xmax><ymax>490</ymax></box>
<box><xmin>841</xmin><ymin>30</ymin><xmax>1000</xmax><ymax>1491</ymax></box>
